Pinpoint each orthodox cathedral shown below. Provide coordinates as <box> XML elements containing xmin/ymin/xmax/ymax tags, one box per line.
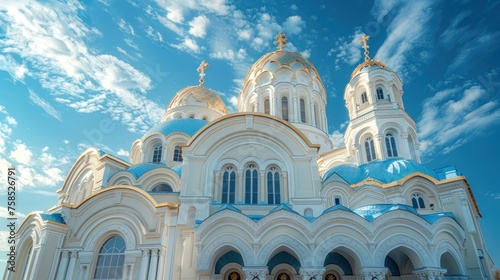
<box><xmin>5</xmin><ymin>33</ymin><xmax>494</xmax><ymax>280</ymax></box>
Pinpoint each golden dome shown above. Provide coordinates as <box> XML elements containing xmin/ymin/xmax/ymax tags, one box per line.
<box><xmin>167</xmin><ymin>85</ymin><xmax>227</xmax><ymax>115</ymax></box>
<box><xmin>243</xmin><ymin>50</ymin><xmax>321</xmax><ymax>84</ymax></box>
<box><xmin>350</xmin><ymin>59</ymin><xmax>388</xmax><ymax>78</ymax></box>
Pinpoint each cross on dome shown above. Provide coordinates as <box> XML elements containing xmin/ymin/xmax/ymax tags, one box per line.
<box><xmin>360</xmin><ymin>34</ymin><xmax>370</xmax><ymax>62</ymax></box>
<box><xmin>197</xmin><ymin>60</ymin><xmax>209</xmax><ymax>86</ymax></box>
<box><xmin>274</xmin><ymin>31</ymin><xmax>288</xmax><ymax>51</ymax></box>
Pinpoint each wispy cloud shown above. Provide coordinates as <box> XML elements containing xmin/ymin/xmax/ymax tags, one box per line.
<box><xmin>328</xmin><ymin>29</ymin><xmax>363</xmax><ymax>70</ymax></box>
<box><xmin>283</xmin><ymin>15</ymin><xmax>305</xmax><ymax>35</ymax></box>
<box><xmin>0</xmin><ymin>0</ymin><xmax>163</xmax><ymax>133</ymax></box>
<box><xmin>418</xmin><ymin>82</ymin><xmax>500</xmax><ymax>156</ymax></box>
<box><xmin>188</xmin><ymin>15</ymin><xmax>210</xmax><ymax>38</ymax></box>
<box><xmin>373</xmin><ymin>1</ymin><xmax>435</xmax><ymax>80</ymax></box>
<box><xmin>28</xmin><ymin>89</ymin><xmax>62</xmax><ymax>121</ymax></box>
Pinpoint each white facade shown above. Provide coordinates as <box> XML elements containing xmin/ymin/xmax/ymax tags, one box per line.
<box><xmin>4</xmin><ymin>34</ymin><xmax>494</xmax><ymax>280</ymax></box>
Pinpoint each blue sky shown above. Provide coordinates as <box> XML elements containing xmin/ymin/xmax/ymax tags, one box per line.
<box><xmin>1</xmin><ymin>0</ymin><xmax>500</xmax><ymax>272</ymax></box>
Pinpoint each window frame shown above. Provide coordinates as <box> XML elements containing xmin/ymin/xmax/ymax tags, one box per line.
<box><xmin>173</xmin><ymin>145</ymin><xmax>183</xmax><ymax>162</ymax></box>
<box><xmin>93</xmin><ymin>235</ymin><xmax>126</xmax><ymax>280</ymax></box>
<box><xmin>300</xmin><ymin>98</ymin><xmax>306</xmax><ymax>123</ymax></box>
<box><xmin>221</xmin><ymin>166</ymin><xmax>236</xmax><ymax>204</ymax></box>
<box><xmin>385</xmin><ymin>133</ymin><xmax>399</xmax><ymax>158</ymax></box>
<box><xmin>244</xmin><ymin>164</ymin><xmax>259</xmax><ymax>204</ymax></box>
<box><xmin>364</xmin><ymin>136</ymin><xmax>376</xmax><ymax>162</ymax></box>
<box><xmin>152</xmin><ymin>144</ymin><xmax>162</xmax><ymax>163</ymax></box>
<box><xmin>266</xmin><ymin>166</ymin><xmax>281</xmax><ymax>205</ymax></box>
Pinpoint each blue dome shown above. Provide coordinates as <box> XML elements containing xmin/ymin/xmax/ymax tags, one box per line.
<box><xmin>142</xmin><ymin>118</ymin><xmax>208</xmax><ymax>140</ymax></box>
<box><xmin>126</xmin><ymin>162</ymin><xmax>181</xmax><ymax>179</ymax></box>
<box><xmin>323</xmin><ymin>158</ymin><xmax>440</xmax><ymax>185</ymax></box>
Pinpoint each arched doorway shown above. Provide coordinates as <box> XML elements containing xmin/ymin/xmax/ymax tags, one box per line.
<box><xmin>214</xmin><ymin>250</ymin><xmax>244</xmax><ymax>279</ymax></box>
<box><xmin>267</xmin><ymin>251</ymin><xmax>301</xmax><ymax>279</ymax></box>
<box><xmin>385</xmin><ymin>247</ymin><xmax>421</xmax><ymax>280</ymax></box>
<box><xmin>440</xmin><ymin>252</ymin><xmax>462</xmax><ymax>278</ymax></box>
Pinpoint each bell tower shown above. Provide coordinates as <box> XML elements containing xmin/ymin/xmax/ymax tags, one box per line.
<box><xmin>343</xmin><ymin>34</ymin><xmax>420</xmax><ymax>165</ymax></box>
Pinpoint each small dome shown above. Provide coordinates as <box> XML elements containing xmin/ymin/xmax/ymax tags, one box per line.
<box><xmin>322</xmin><ymin>158</ymin><xmax>440</xmax><ymax>185</ymax></box>
<box><xmin>167</xmin><ymin>86</ymin><xmax>227</xmax><ymax>115</ymax></box>
<box><xmin>142</xmin><ymin>118</ymin><xmax>208</xmax><ymax>140</ymax></box>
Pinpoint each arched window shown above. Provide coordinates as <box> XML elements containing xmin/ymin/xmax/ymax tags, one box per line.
<box><xmin>267</xmin><ymin>167</ymin><xmax>281</xmax><ymax>204</ymax></box>
<box><xmin>334</xmin><ymin>195</ymin><xmax>342</xmax><ymax>205</ymax></box>
<box><xmin>277</xmin><ymin>272</ymin><xmax>291</xmax><ymax>280</ymax></box>
<box><xmin>281</xmin><ymin>96</ymin><xmax>289</xmax><ymax>121</ymax></box>
<box><xmin>94</xmin><ymin>236</ymin><xmax>126</xmax><ymax>280</ymax></box>
<box><xmin>385</xmin><ymin>133</ymin><xmax>398</xmax><ymax>157</ymax></box>
<box><xmin>313</xmin><ymin>103</ymin><xmax>319</xmax><ymax>127</ymax></box>
<box><xmin>152</xmin><ymin>145</ymin><xmax>162</xmax><ymax>163</ymax></box>
<box><xmin>304</xmin><ymin>208</ymin><xmax>313</xmax><ymax>216</ymax></box>
<box><xmin>245</xmin><ymin>164</ymin><xmax>258</xmax><ymax>204</ymax></box>
<box><xmin>324</xmin><ymin>273</ymin><xmax>337</xmax><ymax>280</ymax></box>
<box><xmin>361</xmin><ymin>92</ymin><xmax>368</xmax><ymax>103</ymax></box>
<box><xmin>300</xmin><ymin>98</ymin><xmax>306</xmax><ymax>123</ymax></box>
<box><xmin>408</xmin><ymin>136</ymin><xmax>417</xmax><ymax>160</ymax></box>
<box><xmin>227</xmin><ymin>272</ymin><xmax>242</xmax><ymax>280</ymax></box>
<box><xmin>221</xmin><ymin>166</ymin><xmax>236</xmax><ymax>204</ymax></box>
<box><xmin>151</xmin><ymin>183</ymin><xmax>173</xmax><ymax>192</ymax></box>
<box><xmin>173</xmin><ymin>145</ymin><xmax>183</xmax><ymax>162</ymax></box>
<box><xmin>264</xmin><ymin>98</ymin><xmax>270</xmax><ymax>114</ymax></box>
<box><xmin>365</xmin><ymin>137</ymin><xmax>376</xmax><ymax>162</ymax></box>
<box><xmin>377</xmin><ymin>87</ymin><xmax>384</xmax><ymax>99</ymax></box>
<box><xmin>411</xmin><ymin>193</ymin><xmax>426</xmax><ymax>209</ymax></box>
<box><xmin>188</xmin><ymin>114</ymin><xmax>195</xmax><ymax>118</ymax></box>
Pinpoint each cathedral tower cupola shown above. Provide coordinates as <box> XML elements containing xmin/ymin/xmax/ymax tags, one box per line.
<box><xmin>344</xmin><ymin>35</ymin><xmax>420</xmax><ymax>165</ymax></box>
<box><xmin>162</xmin><ymin>60</ymin><xmax>227</xmax><ymax>122</ymax></box>
<box><xmin>239</xmin><ymin>32</ymin><xmax>333</xmax><ymax>152</ymax></box>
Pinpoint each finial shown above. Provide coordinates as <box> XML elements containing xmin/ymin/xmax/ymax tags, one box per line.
<box><xmin>197</xmin><ymin>60</ymin><xmax>209</xmax><ymax>86</ymax></box>
<box><xmin>360</xmin><ymin>34</ymin><xmax>371</xmax><ymax>62</ymax></box>
<box><xmin>274</xmin><ymin>31</ymin><xmax>288</xmax><ymax>51</ymax></box>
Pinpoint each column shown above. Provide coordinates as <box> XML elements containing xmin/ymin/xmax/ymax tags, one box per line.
<box><xmin>65</xmin><ymin>250</ymin><xmax>79</xmax><ymax>280</ymax></box>
<box><xmin>78</xmin><ymin>264</ymin><xmax>88</xmax><ymax>280</ymax></box>
<box><xmin>310</xmin><ymin>101</ymin><xmax>315</xmax><ymax>126</ymax></box>
<box><xmin>139</xmin><ymin>249</ymin><xmax>150</xmax><ymax>280</ymax></box>
<box><xmin>56</xmin><ymin>250</ymin><xmax>70</xmax><ymax>280</ymax></box>
<box><xmin>300</xmin><ymin>268</ymin><xmax>325</xmax><ymax>280</ymax></box>
<box><xmin>374</xmin><ymin>134</ymin><xmax>383</xmax><ymax>160</ymax></box>
<box><xmin>413</xmin><ymin>267</ymin><xmax>447</xmax><ymax>280</ymax></box>
<box><xmin>238</xmin><ymin>171</ymin><xmax>244</xmax><ymax>203</ymax></box>
<box><xmin>282</xmin><ymin>171</ymin><xmax>288</xmax><ymax>202</ymax></box>
<box><xmin>214</xmin><ymin>171</ymin><xmax>221</xmax><ymax>202</ymax></box>
<box><xmin>259</xmin><ymin>170</ymin><xmax>265</xmax><ymax>203</ymax></box>
<box><xmin>148</xmin><ymin>248</ymin><xmax>159</xmax><ymax>280</ymax></box>
<box><xmin>400</xmin><ymin>132</ymin><xmax>411</xmax><ymax>159</ymax></box>
<box><xmin>361</xmin><ymin>267</ymin><xmax>388</xmax><ymax>280</ymax></box>
<box><xmin>353</xmin><ymin>143</ymin><xmax>363</xmax><ymax>164</ymax></box>
<box><xmin>243</xmin><ymin>266</ymin><xmax>268</xmax><ymax>280</ymax></box>
<box><xmin>293</xmin><ymin>96</ymin><xmax>299</xmax><ymax>122</ymax></box>
<box><xmin>156</xmin><ymin>248</ymin><xmax>165</xmax><ymax>280</ymax></box>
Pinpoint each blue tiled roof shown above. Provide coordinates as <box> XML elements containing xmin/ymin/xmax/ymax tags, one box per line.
<box><xmin>322</xmin><ymin>204</ymin><xmax>354</xmax><ymax>215</ymax></box>
<box><xmin>40</xmin><ymin>213</ymin><xmax>66</xmax><ymax>224</ymax></box>
<box><xmin>352</xmin><ymin>204</ymin><xmax>419</xmax><ymax>221</ymax></box>
<box><xmin>214</xmin><ymin>204</ymin><xmax>242</xmax><ymax>214</ymax></box>
<box><xmin>269</xmin><ymin>203</ymin><xmax>298</xmax><ymax>215</ymax></box>
<box><xmin>126</xmin><ymin>163</ymin><xmax>179</xmax><ymax>179</ymax></box>
<box><xmin>142</xmin><ymin>118</ymin><xmax>208</xmax><ymax>139</ymax></box>
<box><xmin>171</xmin><ymin>164</ymin><xmax>183</xmax><ymax>176</ymax></box>
<box><xmin>322</xmin><ymin>158</ymin><xmax>440</xmax><ymax>185</ymax></box>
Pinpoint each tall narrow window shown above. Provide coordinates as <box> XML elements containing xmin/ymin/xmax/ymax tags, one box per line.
<box><xmin>245</xmin><ymin>164</ymin><xmax>258</xmax><ymax>204</ymax></box>
<box><xmin>300</xmin><ymin>98</ymin><xmax>306</xmax><ymax>123</ymax></box>
<box><xmin>411</xmin><ymin>193</ymin><xmax>425</xmax><ymax>209</ymax></box>
<box><xmin>152</xmin><ymin>145</ymin><xmax>162</xmax><ymax>163</ymax></box>
<box><xmin>221</xmin><ymin>166</ymin><xmax>236</xmax><ymax>204</ymax></box>
<box><xmin>267</xmin><ymin>167</ymin><xmax>281</xmax><ymax>204</ymax></box>
<box><xmin>313</xmin><ymin>103</ymin><xmax>319</xmax><ymax>127</ymax></box>
<box><xmin>334</xmin><ymin>196</ymin><xmax>342</xmax><ymax>205</ymax></box>
<box><xmin>377</xmin><ymin>87</ymin><xmax>384</xmax><ymax>100</ymax></box>
<box><xmin>264</xmin><ymin>98</ymin><xmax>270</xmax><ymax>114</ymax></box>
<box><xmin>385</xmin><ymin>133</ymin><xmax>398</xmax><ymax>157</ymax></box>
<box><xmin>94</xmin><ymin>236</ymin><xmax>126</xmax><ymax>280</ymax></box>
<box><xmin>281</xmin><ymin>96</ymin><xmax>289</xmax><ymax>121</ymax></box>
<box><xmin>408</xmin><ymin>136</ymin><xmax>416</xmax><ymax>160</ymax></box>
<box><xmin>173</xmin><ymin>145</ymin><xmax>183</xmax><ymax>162</ymax></box>
<box><xmin>365</xmin><ymin>137</ymin><xmax>376</xmax><ymax>162</ymax></box>
<box><xmin>361</xmin><ymin>92</ymin><xmax>368</xmax><ymax>103</ymax></box>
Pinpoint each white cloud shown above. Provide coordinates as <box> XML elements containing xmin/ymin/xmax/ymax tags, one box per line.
<box><xmin>146</xmin><ymin>26</ymin><xmax>164</xmax><ymax>42</ymax></box>
<box><xmin>0</xmin><ymin>206</ymin><xmax>26</xmax><ymax>218</ymax></box>
<box><xmin>0</xmin><ymin>55</ymin><xmax>28</xmax><ymax>81</ymax></box>
<box><xmin>330</xmin><ymin>130</ymin><xmax>345</xmax><ymax>149</ymax></box>
<box><xmin>171</xmin><ymin>37</ymin><xmax>201</xmax><ymax>53</ymax></box>
<box><xmin>300</xmin><ymin>49</ymin><xmax>311</xmax><ymax>59</ymax></box>
<box><xmin>117</xmin><ymin>19</ymin><xmax>135</xmax><ymax>36</ymax></box>
<box><xmin>117</xmin><ymin>148</ymin><xmax>129</xmax><ymax>157</ymax></box>
<box><xmin>28</xmin><ymin>89</ymin><xmax>63</xmax><ymax>121</ymax></box>
<box><xmin>210</xmin><ymin>48</ymin><xmax>247</xmax><ymax>62</ymax></box>
<box><xmin>9</xmin><ymin>142</ymin><xmax>33</xmax><ymax>165</ymax></box>
<box><xmin>328</xmin><ymin>29</ymin><xmax>363</xmax><ymax>70</ymax></box>
<box><xmin>237</xmin><ymin>29</ymin><xmax>252</xmax><ymax>41</ymax></box>
<box><xmin>188</xmin><ymin>15</ymin><xmax>210</xmax><ymax>38</ymax></box>
<box><xmin>5</xmin><ymin>116</ymin><xmax>17</xmax><ymax>126</ymax></box>
<box><xmin>283</xmin><ymin>15</ymin><xmax>305</xmax><ymax>35</ymax></box>
<box><xmin>418</xmin><ymin>84</ymin><xmax>500</xmax><ymax>156</ymax></box>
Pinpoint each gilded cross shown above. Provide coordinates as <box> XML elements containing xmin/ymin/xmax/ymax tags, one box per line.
<box><xmin>274</xmin><ymin>31</ymin><xmax>288</xmax><ymax>51</ymax></box>
<box><xmin>360</xmin><ymin>34</ymin><xmax>370</xmax><ymax>62</ymax></box>
<box><xmin>197</xmin><ymin>60</ymin><xmax>209</xmax><ymax>86</ymax></box>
